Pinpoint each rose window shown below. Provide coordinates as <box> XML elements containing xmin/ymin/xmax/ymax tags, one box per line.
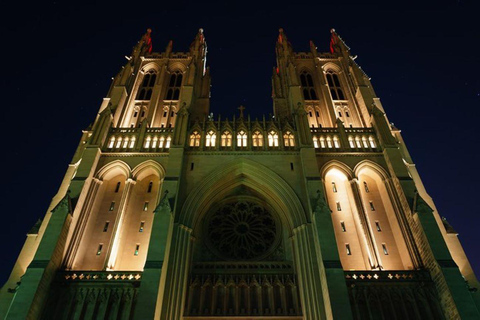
<box><xmin>205</xmin><ymin>200</ymin><xmax>279</xmax><ymax>260</ymax></box>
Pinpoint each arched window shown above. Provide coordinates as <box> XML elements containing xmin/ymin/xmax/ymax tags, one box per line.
<box><xmin>362</xmin><ymin>136</ymin><xmax>369</xmax><ymax>148</ymax></box>
<box><xmin>221</xmin><ymin>131</ymin><xmax>232</xmax><ymax>147</ymax></box>
<box><xmin>108</xmin><ymin>136</ymin><xmax>115</xmax><ymax>149</ymax></box>
<box><xmin>129</xmin><ymin>137</ymin><xmax>136</xmax><ymax>148</ymax></box>
<box><xmin>122</xmin><ymin>137</ymin><xmax>129</xmax><ymax>148</ymax></box>
<box><xmin>333</xmin><ymin>136</ymin><xmax>340</xmax><ymax>148</ymax></box>
<box><xmin>369</xmin><ymin>136</ymin><xmax>376</xmax><ymax>148</ymax></box>
<box><xmin>205</xmin><ymin>130</ymin><xmax>216</xmax><ymax>147</ymax></box>
<box><xmin>165</xmin><ymin>136</ymin><xmax>171</xmax><ymax>149</ymax></box>
<box><xmin>319</xmin><ymin>136</ymin><xmax>326</xmax><ymax>148</ymax></box>
<box><xmin>348</xmin><ymin>136</ymin><xmax>355</xmax><ymax>148</ymax></box>
<box><xmin>152</xmin><ymin>136</ymin><xmax>158</xmax><ymax>148</ymax></box>
<box><xmin>355</xmin><ymin>136</ymin><xmax>362</xmax><ymax>148</ymax></box>
<box><xmin>283</xmin><ymin>131</ymin><xmax>295</xmax><ymax>147</ymax></box>
<box><xmin>158</xmin><ymin>136</ymin><xmax>165</xmax><ymax>148</ymax></box>
<box><xmin>252</xmin><ymin>131</ymin><xmax>263</xmax><ymax>147</ymax></box>
<box><xmin>268</xmin><ymin>131</ymin><xmax>279</xmax><ymax>147</ymax></box>
<box><xmin>325</xmin><ymin>71</ymin><xmax>345</xmax><ymax>100</ymax></box>
<box><xmin>237</xmin><ymin>130</ymin><xmax>247</xmax><ymax>147</ymax></box>
<box><xmin>137</xmin><ymin>69</ymin><xmax>157</xmax><ymax>100</ymax></box>
<box><xmin>144</xmin><ymin>136</ymin><xmax>151</xmax><ymax>148</ymax></box>
<box><xmin>165</xmin><ymin>71</ymin><xmax>183</xmax><ymax>100</ymax></box>
<box><xmin>313</xmin><ymin>136</ymin><xmax>319</xmax><ymax>148</ymax></box>
<box><xmin>300</xmin><ymin>71</ymin><xmax>318</xmax><ymax>100</ymax></box>
<box><xmin>326</xmin><ymin>136</ymin><xmax>333</xmax><ymax>148</ymax></box>
<box><xmin>116</xmin><ymin>137</ymin><xmax>122</xmax><ymax>148</ymax></box>
<box><xmin>189</xmin><ymin>131</ymin><xmax>201</xmax><ymax>147</ymax></box>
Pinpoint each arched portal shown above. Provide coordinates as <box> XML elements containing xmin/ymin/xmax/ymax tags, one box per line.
<box><xmin>172</xmin><ymin>158</ymin><xmax>325</xmax><ymax>318</ymax></box>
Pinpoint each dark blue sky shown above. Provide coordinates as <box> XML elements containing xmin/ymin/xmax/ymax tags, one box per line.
<box><xmin>1</xmin><ymin>0</ymin><xmax>479</xmax><ymax>285</ymax></box>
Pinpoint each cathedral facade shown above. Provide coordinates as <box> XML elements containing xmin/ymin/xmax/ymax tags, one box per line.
<box><xmin>1</xmin><ymin>28</ymin><xmax>479</xmax><ymax>319</ymax></box>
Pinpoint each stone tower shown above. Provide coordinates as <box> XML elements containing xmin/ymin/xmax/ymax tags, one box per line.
<box><xmin>1</xmin><ymin>28</ymin><xmax>479</xmax><ymax>320</ymax></box>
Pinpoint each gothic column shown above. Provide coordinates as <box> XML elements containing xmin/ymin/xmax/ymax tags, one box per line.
<box><xmin>6</xmin><ymin>194</ymin><xmax>72</xmax><ymax>319</ymax></box>
<box><xmin>311</xmin><ymin>188</ymin><xmax>354</xmax><ymax>320</ymax></box>
<box><xmin>105</xmin><ymin>178</ymin><xmax>136</xmax><ymax>269</ymax></box>
<box><xmin>159</xmin><ymin>223</ymin><xmax>194</xmax><ymax>320</ymax></box>
<box><xmin>292</xmin><ymin>223</ymin><xmax>327</xmax><ymax>320</ymax></box>
<box><xmin>414</xmin><ymin>195</ymin><xmax>480</xmax><ymax>319</ymax></box>
<box><xmin>64</xmin><ymin>177</ymin><xmax>103</xmax><ymax>269</ymax></box>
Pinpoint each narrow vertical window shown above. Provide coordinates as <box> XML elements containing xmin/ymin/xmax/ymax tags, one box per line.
<box><xmin>364</xmin><ymin>181</ymin><xmax>369</xmax><ymax>193</ymax></box>
<box><xmin>336</xmin><ymin>202</ymin><xmax>342</xmax><ymax>211</ymax></box>
<box><xmin>143</xmin><ymin>202</ymin><xmax>149</xmax><ymax>211</ymax></box>
<box><xmin>190</xmin><ymin>162</ymin><xmax>194</xmax><ymax>171</ymax></box>
<box><xmin>332</xmin><ymin>182</ymin><xmax>337</xmax><ymax>193</ymax></box>
<box><xmin>103</xmin><ymin>222</ymin><xmax>109</xmax><ymax>232</ymax></box>
<box><xmin>115</xmin><ymin>182</ymin><xmax>121</xmax><ymax>193</ymax></box>
<box><xmin>147</xmin><ymin>181</ymin><xmax>153</xmax><ymax>193</ymax></box>
<box><xmin>313</xmin><ymin>136</ymin><xmax>319</xmax><ymax>148</ymax></box>
<box><xmin>326</xmin><ymin>71</ymin><xmax>345</xmax><ymax>101</ymax></box>
<box><xmin>346</xmin><ymin>244</ymin><xmax>351</xmax><ymax>255</ymax></box>
<box><xmin>139</xmin><ymin>221</ymin><xmax>145</xmax><ymax>232</ymax></box>
<box><xmin>165</xmin><ymin>136</ymin><xmax>171</xmax><ymax>148</ymax></box>
<box><xmin>369</xmin><ymin>201</ymin><xmax>375</xmax><ymax>211</ymax></box>
<box><xmin>375</xmin><ymin>221</ymin><xmax>381</xmax><ymax>231</ymax></box>
<box><xmin>300</xmin><ymin>72</ymin><xmax>318</xmax><ymax>100</ymax></box>
<box><xmin>165</xmin><ymin>71</ymin><xmax>182</xmax><ymax>100</ymax></box>
<box><xmin>382</xmin><ymin>243</ymin><xmax>389</xmax><ymax>255</ymax></box>
<box><xmin>109</xmin><ymin>202</ymin><xmax>115</xmax><ymax>211</ymax></box>
<box><xmin>340</xmin><ymin>221</ymin><xmax>346</xmax><ymax>232</ymax></box>
<box><xmin>134</xmin><ymin>244</ymin><xmax>140</xmax><ymax>256</ymax></box>
<box><xmin>290</xmin><ymin>162</ymin><xmax>294</xmax><ymax>171</ymax></box>
<box><xmin>96</xmin><ymin>244</ymin><xmax>103</xmax><ymax>255</ymax></box>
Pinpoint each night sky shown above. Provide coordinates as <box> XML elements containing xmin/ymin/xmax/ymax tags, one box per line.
<box><xmin>1</xmin><ymin>1</ymin><xmax>479</xmax><ymax>285</ymax></box>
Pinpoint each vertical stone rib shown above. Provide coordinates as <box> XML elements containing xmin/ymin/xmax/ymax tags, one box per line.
<box><xmin>106</xmin><ymin>178</ymin><xmax>136</xmax><ymax>269</ymax></box>
<box><xmin>350</xmin><ymin>179</ymin><xmax>380</xmax><ymax>269</ymax></box>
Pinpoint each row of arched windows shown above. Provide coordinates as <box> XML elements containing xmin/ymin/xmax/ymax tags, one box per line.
<box><xmin>189</xmin><ymin>130</ymin><xmax>295</xmax><ymax>148</ymax></box>
<box><xmin>313</xmin><ymin>135</ymin><xmax>341</xmax><ymax>149</ymax></box>
<box><xmin>107</xmin><ymin>136</ymin><xmax>137</xmax><ymax>149</ymax></box>
<box><xmin>144</xmin><ymin>135</ymin><xmax>171</xmax><ymax>149</ymax></box>
<box><xmin>348</xmin><ymin>135</ymin><xmax>376</xmax><ymax>149</ymax></box>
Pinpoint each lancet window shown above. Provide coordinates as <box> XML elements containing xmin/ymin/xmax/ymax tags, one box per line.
<box><xmin>237</xmin><ymin>130</ymin><xmax>247</xmax><ymax>147</ymax></box>
<box><xmin>326</xmin><ymin>71</ymin><xmax>346</xmax><ymax>100</ymax></box>
<box><xmin>268</xmin><ymin>131</ymin><xmax>279</xmax><ymax>147</ymax></box>
<box><xmin>300</xmin><ymin>71</ymin><xmax>318</xmax><ymax>100</ymax></box>
<box><xmin>283</xmin><ymin>131</ymin><xmax>295</xmax><ymax>147</ymax></box>
<box><xmin>165</xmin><ymin>71</ymin><xmax>183</xmax><ymax>100</ymax></box>
<box><xmin>221</xmin><ymin>131</ymin><xmax>232</xmax><ymax>147</ymax></box>
<box><xmin>189</xmin><ymin>131</ymin><xmax>201</xmax><ymax>147</ymax></box>
<box><xmin>137</xmin><ymin>69</ymin><xmax>157</xmax><ymax>100</ymax></box>
<box><xmin>205</xmin><ymin>130</ymin><xmax>216</xmax><ymax>147</ymax></box>
<box><xmin>252</xmin><ymin>131</ymin><xmax>263</xmax><ymax>147</ymax></box>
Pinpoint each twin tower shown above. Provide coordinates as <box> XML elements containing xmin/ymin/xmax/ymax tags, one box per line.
<box><xmin>1</xmin><ymin>28</ymin><xmax>479</xmax><ymax>319</ymax></box>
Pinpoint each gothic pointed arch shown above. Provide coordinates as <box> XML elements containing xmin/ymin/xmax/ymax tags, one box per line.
<box><xmin>95</xmin><ymin>160</ymin><xmax>132</xmax><ymax>180</ymax></box>
<box><xmin>179</xmin><ymin>158</ymin><xmax>307</xmax><ymax>233</ymax></box>
<box><xmin>131</xmin><ymin>159</ymin><xmax>166</xmax><ymax>180</ymax></box>
<box><xmin>320</xmin><ymin>160</ymin><xmax>354</xmax><ymax>181</ymax></box>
